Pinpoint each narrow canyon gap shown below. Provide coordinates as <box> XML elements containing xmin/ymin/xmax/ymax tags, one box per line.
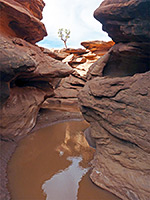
<box><xmin>0</xmin><ymin>0</ymin><xmax>150</xmax><ymax>200</ymax></box>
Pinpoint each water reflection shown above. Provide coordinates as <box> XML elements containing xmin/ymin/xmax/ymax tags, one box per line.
<box><xmin>55</xmin><ymin>122</ymin><xmax>93</xmax><ymax>168</ymax></box>
<box><xmin>7</xmin><ymin>120</ymin><xmax>120</xmax><ymax>200</ymax></box>
<box><xmin>42</xmin><ymin>156</ymin><xmax>89</xmax><ymax>200</ymax></box>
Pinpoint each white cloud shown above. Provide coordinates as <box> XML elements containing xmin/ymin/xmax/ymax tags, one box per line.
<box><xmin>38</xmin><ymin>0</ymin><xmax>110</xmax><ymax>48</ymax></box>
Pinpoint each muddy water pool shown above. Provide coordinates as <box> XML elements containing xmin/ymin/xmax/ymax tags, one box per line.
<box><xmin>7</xmin><ymin>120</ymin><xmax>120</xmax><ymax>200</ymax></box>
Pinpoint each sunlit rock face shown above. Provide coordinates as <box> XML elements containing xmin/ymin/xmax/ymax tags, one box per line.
<box><xmin>81</xmin><ymin>40</ymin><xmax>115</xmax><ymax>56</ymax></box>
<box><xmin>79</xmin><ymin>0</ymin><xmax>150</xmax><ymax>200</ymax></box>
<box><xmin>0</xmin><ymin>1</ymin><xmax>73</xmax><ymax>140</ymax></box>
<box><xmin>43</xmin><ymin>42</ymin><xmax>114</xmax><ymax>106</ymax></box>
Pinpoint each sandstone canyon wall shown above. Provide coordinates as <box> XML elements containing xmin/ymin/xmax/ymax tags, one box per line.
<box><xmin>42</xmin><ymin>41</ymin><xmax>114</xmax><ymax>106</ymax></box>
<box><xmin>0</xmin><ymin>1</ymin><xmax>114</xmax><ymax>198</ymax></box>
<box><xmin>0</xmin><ymin>0</ymin><xmax>73</xmax><ymax>140</ymax></box>
<box><xmin>79</xmin><ymin>1</ymin><xmax>150</xmax><ymax>200</ymax></box>
<box><xmin>0</xmin><ymin>1</ymin><xmax>73</xmax><ymax>199</ymax></box>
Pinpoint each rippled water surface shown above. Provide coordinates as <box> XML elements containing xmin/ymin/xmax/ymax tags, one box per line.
<box><xmin>8</xmin><ymin>120</ymin><xmax>120</xmax><ymax>200</ymax></box>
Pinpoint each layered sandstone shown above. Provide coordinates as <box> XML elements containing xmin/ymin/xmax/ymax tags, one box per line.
<box><xmin>81</xmin><ymin>40</ymin><xmax>115</xmax><ymax>56</ymax></box>
<box><xmin>43</xmin><ymin>41</ymin><xmax>114</xmax><ymax>106</ymax></box>
<box><xmin>0</xmin><ymin>0</ymin><xmax>47</xmax><ymax>43</ymax></box>
<box><xmin>94</xmin><ymin>0</ymin><xmax>150</xmax><ymax>43</ymax></box>
<box><xmin>79</xmin><ymin>72</ymin><xmax>150</xmax><ymax>200</ymax></box>
<box><xmin>79</xmin><ymin>0</ymin><xmax>150</xmax><ymax>200</ymax></box>
<box><xmin>0</xmin><ymin>1</ymin><xmax>73</xmax><ymax>199</ymax></box>
<box><xmin>0</xmin><ymin>1</ymin><xmax>73</xmax><ymax>140</ymax></box>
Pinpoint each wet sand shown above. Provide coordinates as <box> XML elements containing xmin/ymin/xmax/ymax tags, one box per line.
<box><xmin>7</xmin><ymin>120</ymin><xmax>120</xmax><ymax>200</ymax></box>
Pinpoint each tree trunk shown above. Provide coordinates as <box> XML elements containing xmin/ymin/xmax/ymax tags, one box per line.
<box><xmin>64</xmin><ymin>41</ymin><xmax>67</xmax><ymax>48</ymax></box>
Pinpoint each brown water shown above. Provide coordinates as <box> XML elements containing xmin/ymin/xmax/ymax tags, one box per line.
<box><xmin>8</xmin><ymin>120</ymin><xmax>120</xmax><ymax>200</ymax></box>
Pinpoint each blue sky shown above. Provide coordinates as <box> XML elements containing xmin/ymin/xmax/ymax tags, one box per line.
<box><xmin>38</xmin><ymin>0</ymin><xmax>110</xmax><ymax>49</ymax></box>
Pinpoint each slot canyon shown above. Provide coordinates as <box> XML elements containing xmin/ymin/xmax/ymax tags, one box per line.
<box><xmin>0</xmin><ymin>0</ymin><xmax>150</xmax><ymax>200</ymax></box>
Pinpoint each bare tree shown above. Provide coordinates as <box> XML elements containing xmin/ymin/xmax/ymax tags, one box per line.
<box><xmin>58</xmin><ymin>28</ymin><xmax>70</xmax><ymax>48</ymax></box>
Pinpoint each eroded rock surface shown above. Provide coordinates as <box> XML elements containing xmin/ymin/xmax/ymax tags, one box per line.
<box><xmin>0</xmin><ymin>1</ymin><xmax>73</xmax><ymax>140</ymax></box>
<box><xmin>0</xmin><ymin>0</ymin><xmax>47</xmax><ymax>43</ymax></box>
<box><xmin>0</xmin><ymin>35</ymin><xmax>72</xmax><ymax>140</ymax></box>
<box><xmin>94</xmin><ymin>0</ymin><xmax>150</xmax><ymax>43</ymax></box>
<box><xmin>0</xmin><ymin>1</ymin><xmax>73</xmax><ymax>199</ymax></box>
<box><xmin>43</xmin><ymin>41</ymin><xmax>114</xmax><ymax>106</ymax></box>
<box><xmin>87</xmin><ymin>42</ymin><xmax>150</xmax><ymax>79</ymax></box>
<box><xmin>79</xmin><ymin>0</ymin><xmax>150</xmax><ymax>200</ymax></box>
<box><xmin>81</xmin><ymin>40</ymin><xmax>115</xmax><ymax>56</ymax></box>
<box><xmin>79</xmin><ymin>72</ymin><xmax>150</xmax><ymax>200</ymax></box>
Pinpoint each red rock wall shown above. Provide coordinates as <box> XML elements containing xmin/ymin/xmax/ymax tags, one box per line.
<box><xmin>94</xmin><ymin>0</ymin><xmax>150</xmax><ymax>43</ymax></box>
<box><xmin>0</xmin><ymin>2</ymin><xmax>73</xmax><ymax>198</ymax></box>
<box><xmin>0</xmin><ymin>0</ymin><xmax>73</xmax><ymax>140</ymax></box>
<box><xmin>79</xmin><ymin>1</ymin><xmax>150</xmax><ymax>200</ymax></box>
<box><xmin>0</xmin><ymin>0</ymin><xmax>47</xmax><ymax>43</ymax></box>
<box><xmin>14</xmin><ymin>0</ymin><xmax>45</xmax><ymax>20</ymax></box>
